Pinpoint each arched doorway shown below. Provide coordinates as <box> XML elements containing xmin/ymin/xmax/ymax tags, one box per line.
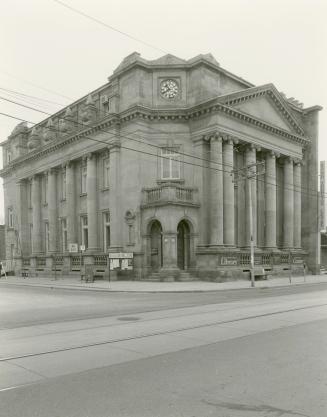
<box><xmin>177</xmin><ymin>220</ymin><xmax>191</xmax><ymax>270</ymax></box>
<box><xmin>150</xmin><ymin>221</ymin><xmax>163</xmax><ymax>271</ymax></box>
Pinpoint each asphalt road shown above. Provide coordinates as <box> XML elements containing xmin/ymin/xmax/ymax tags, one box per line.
<box><xmin>0</xmin><ymin>283</ymin><xmax>326</xmax><ymax>417</ymax></box>
<box><xmin>1</xmin><ymin>282</ymin><xmax>327</xmax><ymax>328</ymax></box>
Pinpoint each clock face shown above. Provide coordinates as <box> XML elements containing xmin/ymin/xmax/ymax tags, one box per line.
<box><xmin>160</xmin><ymin>79</ymin><xmax>179</xmax><ymax>99</ymax></box>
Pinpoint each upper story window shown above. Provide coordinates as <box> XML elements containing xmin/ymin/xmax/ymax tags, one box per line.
<box><xmin>8</xmin><ymin>207</ymin><xmax>14</xmax><ymax>228</ymax></box>
<box><xmin>103</xmin><ymin>157</ymin><xmax>110</xmax><ymax>188</ymax></box>
<box><xmin>28</xmin><ymin>181</ymin><xmax>32</xmax><ymax>208</ymax></box>
<box><xmin>42</xmin><ymin>175</ymin><xmax>48</xmax><ymax>204</ymax></box>
<box><xmin>7</xmin><ymin>151</ymin><xmax>12</xmax><ymax>164</ymax></box>
<box><xmin>81</xmin><ymin>165</ymin><xmax>87</xmax><ymax>194</ymax></box>
<box><xmin>161</xmin><ymin>148</ymin><xmax>180</xmax><ymax>180</ymax></box>
<box><xmin>61</xmin><ymin>169</ymin><xmax>66</xmax><ymax>200</ymax></box>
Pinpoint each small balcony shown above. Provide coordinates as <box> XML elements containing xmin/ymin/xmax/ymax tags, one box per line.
<box><xmin>142</xmin><ymin>183</ymin><xmax>199</xmax><ymax>208</ymax></box>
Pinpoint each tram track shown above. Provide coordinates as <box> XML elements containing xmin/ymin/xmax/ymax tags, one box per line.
<box><xmin>1</xmin><ymin>302</ymin><xmax>326</xmax><ymax>363</ymax></box>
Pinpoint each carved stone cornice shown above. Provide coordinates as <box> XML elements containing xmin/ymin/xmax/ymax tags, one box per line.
<box><xmin>0</xmin><ymin>98</ymin><xmax>310</xmax><ymax>177</ymax></box>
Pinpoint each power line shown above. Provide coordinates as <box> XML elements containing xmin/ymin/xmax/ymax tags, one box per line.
<box><xmin>0</xmin><ymin>86</ymin><xmax>66</xmax><ymax>107</ymax></box>
<box><xmin>0</xmin><ymin>94</ymin><xmax>319</xmax><ymax>199</ymax></box>
<box><xmin>0</xmin><ymin>109</ymin><xmax>321</xmax><ymax>200</ymax></box>
<box><xmin>0</xmin><ymin>68</ymin><xmax>73</xmax><ymax>101</ymax></box>
<box><xmin>52</xmin><ymin>0</ymin><xmax>169</xmax><ymax>55</ymax></box>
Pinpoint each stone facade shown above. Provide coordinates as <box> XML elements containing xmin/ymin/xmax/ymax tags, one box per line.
<box><xmin>0</xmin><ymin>52</ymin><xmax>322</xmax><ymax>280</ymax></box>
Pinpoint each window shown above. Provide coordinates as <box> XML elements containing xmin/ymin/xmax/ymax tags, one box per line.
<box><xmin>43</xmin><ymin>175</ymin><xmax>48</xmax><ymax>204</ymax></box>
<box><xmin>7</xmin><ymin>151</ymin><xmax>12</xmax><ymax>164</ymax></box>
<box><xmin>61</xmin><ymin>169</ymin><xmax>66</xmax><ymax>200</ymax></box>
<box><xmin>103</xmin><ymin>157</ymin><xmax>110</xmax><ymax>188</ymax></box>
<box><xmin>161</xmin><ymin>148</ymin><xmax>180</xmax><ymax>180</ymax></box>
<box><xmin>10</xmin><ymin>244</ymin><xmax>14</xmax><ymax>260</ymax></box>
<box><xmin>8</xmin><ymin>208</ymin><xmax>14</xmax><ymax>228</ymax></box>
<box><xmin>81</xmin><ymin>165</ymin><xmax>87</xmax><ymax>194</ymax></box>
<box><xmin>27</xmin><ymin>181</ymin><xmax>32</xmax><ymax>208</ymax></box>
<box><xmin>103</xmin><ymin>212</ymin><xmax>110</xmax><ymax>251</ymax></box>
<box><xmin>81</xmin><ymin>216</ymin><xmax>88</xmax><ymax>249</ymax></box>
<box><xmin>45</xmin><ymin>222</ymin><xmax>49</xmax><ymax>252</ymax></box>
<box><xmin>61</xmin><ymin>218</ymin><xmax>67</xmax><ymax>251</ymax></box>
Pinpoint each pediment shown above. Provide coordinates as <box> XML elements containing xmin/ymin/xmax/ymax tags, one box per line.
<box><xmin>218</xmin><ymin>85</ymin><xmax>304</xmax><ymax>135</ymax></box>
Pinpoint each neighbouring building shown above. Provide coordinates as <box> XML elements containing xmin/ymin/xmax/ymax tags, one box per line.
<box><xmin>320</xmin><ymin>161</ymin><xmax>327</xmax><ymax>232</ymax></box>
<box><xmin>0</xmin><ymin>52</ymin><xmax>322</xmax><ymax>280</ymax></box>
<box><xmin>0</xmin><ymin>224</ymin><xmax>6</xmax><ymax>261</ymax></box>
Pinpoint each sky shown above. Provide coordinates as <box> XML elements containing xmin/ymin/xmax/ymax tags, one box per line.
<box><xmin>0</xmin><ymin>0</ymin><xmax>326</xmax><ymax>224</ymax></box>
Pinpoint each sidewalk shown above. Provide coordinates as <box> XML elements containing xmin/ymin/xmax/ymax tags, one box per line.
<box><xmin>1</xmin><ymin>274</ymin><xmax>327</xmax><ymax>292</ymax></box>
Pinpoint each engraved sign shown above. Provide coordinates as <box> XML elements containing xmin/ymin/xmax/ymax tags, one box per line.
<box><xmin>220</xmin><ymin>256</ymin><xmax>238</xmax><ymax>266</ymax></box>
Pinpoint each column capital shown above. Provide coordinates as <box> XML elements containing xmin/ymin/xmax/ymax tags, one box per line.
<box><xmin>246</xmin><ymin>143</ymin><xmax>261</xmax><ymax>152</ymax></box>
<box><xmin>61</xmin><ymin>159</ymin><xmax>75</xmax><ymax>169</ymax></box>
<box><xmin>265</xmin><ymin>150</ymin><xmax>280</xmax><ymax>159</ymax></box>
<box><xmin>210</xmin><ymin>134</ymin><xmax>222</xmax><ymax>144</ymax></box>
<box><xmin>46</xmin><ymin>167</ymin><xmax>58</xmax><ymax>176</ymax></box>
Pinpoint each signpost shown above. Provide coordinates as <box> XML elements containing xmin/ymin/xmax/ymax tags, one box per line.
<box><xmin>108</xmin><ymin>252</ymin><xmax>134</xmax><ymax>287</ymax></box>
<box><xmin>80</xmin><ymin>245</ymin><xmax>85</xmax><ymax>281</ymax></box>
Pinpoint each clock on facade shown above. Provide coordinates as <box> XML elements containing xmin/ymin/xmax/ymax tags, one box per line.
<box><xmin>160</xmin><ymin>79</ymin><xmax>179</xmax><ymax>99</ymax></box>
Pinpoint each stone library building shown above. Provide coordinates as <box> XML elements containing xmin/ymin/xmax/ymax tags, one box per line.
<box><xmin>0</xmin><ymin>52</ymin><xmax>321</xmax><ymax>280</ymax></box>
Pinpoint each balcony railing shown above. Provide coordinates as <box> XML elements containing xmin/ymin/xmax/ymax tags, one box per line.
<box><xmin>142</xmin><ymin>183</ymin><xmax>199</xmax><ymax>207</ymax></box>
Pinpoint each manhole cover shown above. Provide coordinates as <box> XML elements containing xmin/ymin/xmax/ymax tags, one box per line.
<box><xmin>117</xmin><ymin>316</ymin><xmax>140</xmax><ymax>321</ymax></box>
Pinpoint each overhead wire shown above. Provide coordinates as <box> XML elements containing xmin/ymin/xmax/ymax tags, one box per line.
<box><xmin>0</xmin><ymin>106</ymin><xmax>321</xmax><ymax>200</ymax></box>
<box><xmin>51</xmin><ymin>0</ymin><xmax>169</xmax><ymax>55</ymax></box>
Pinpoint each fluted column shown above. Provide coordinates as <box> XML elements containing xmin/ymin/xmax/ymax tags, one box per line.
<box><xmin>245</xmin><ymin>145</ymin><xmax>257</xmax><ymax>247</ymax></box>
<box><xmin>210</xmin><ymin>134</ymin><xmax>223</xmax><ymax>245</ymax></box>
<box><xmin>223</xmin><ymin>137</ymin><xmax>235</xmax><ymax>246</ymax></box>
<box><xmin>283</xmin><ymin>157</ymin><xmax>294</xmax><ymax>248</ymax></box>
<box><xmin>31</xmin><ymin>174</ymin><xmax>42</xmax><ymax>254</ymax></box>
<box><xmin>265</xmin><ymin>151</ymin><xmax>277</xmax><ymax>248</ymax></box>
<box><xmin>16</xmin><ymin>179</ymin><xmax>29</xmax><ymax>255</ymax></box>
<box><xmin>47</xmin><ymin>168</ymin><xmax>58</xmax><ymax>252</ymax></box>
<box><xmin>86</xmin><ymin>153</ymin><xmax>98</xmax><ymax>251</ymax></box>
<box><xmin>66</xmin><ymin>160</ymin><xmax>76</xmax><ymax>247</ymax></box>
<box><xmin>293</xmin><ymin>161</ymin><xmax>302</xmax><ymax>248</ymax></box>
<box><xmin>109</xmin><ymin>143</ymin><xmax>122</xmax><ymax>249</ymax></box>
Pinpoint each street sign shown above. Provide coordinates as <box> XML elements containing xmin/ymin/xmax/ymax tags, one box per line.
<box><xmin>68</xmin><ymin>243</ymin><xmax>78</xmax><ymax>253</ymax></box>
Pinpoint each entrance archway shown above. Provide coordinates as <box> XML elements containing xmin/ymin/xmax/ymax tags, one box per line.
<box><xmin>150</xmin><ymin>221</ymin><xmax>163</xmax><ymax>271</ymax></box>
<box><xmin>177</xmin><ymin>220</ymin><xmax>191</xmax><ymax>270</ymax></box>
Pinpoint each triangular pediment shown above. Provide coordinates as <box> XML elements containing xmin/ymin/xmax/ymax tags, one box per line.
<box><xmin>218</xmin><ymin>84</ymin><xmax>304</xmax><ymax>135</ymax></box>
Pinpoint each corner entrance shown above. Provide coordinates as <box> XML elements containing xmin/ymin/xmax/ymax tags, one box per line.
<box><xmin>177</xmin><ymin>220</ymin><xmax>191</xmax><ymax>270</ymax></box>
<box><xmin>150</xmin><ymin>221</ymin><xmax>163</xmax><ymax>271</ymax></box>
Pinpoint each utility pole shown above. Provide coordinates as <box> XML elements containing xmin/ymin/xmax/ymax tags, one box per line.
<box><xmin>232</xmin><ymin>160</ymin><xmax>265</xmax><ymax>288</ymax></box>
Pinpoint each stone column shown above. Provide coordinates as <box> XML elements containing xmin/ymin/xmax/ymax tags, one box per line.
<box><xmin>109</xmin><ymin>143</ymin><xmax>122</xmax><ymax>250</ymax></box>
<box><xmin>283</xmin><ymin>157</ymin><xmax>294</xmax><ymax>248</ymax></box>
<box><xmin>293</xmin><ymin>161</ymin><xmax>302</xmax><ymax>248</ymax></box>
<box><xmin>265</xmin><ymin>151</ymin><xmax>277</xmax><ymax>248</ymax></box>
<box><xmin>66</xmin><ymin>160</ymin><xmax>76</xmax><ymax>247</ymax></box>
<box><xmin>245</xmin><ymin>145</ymin><xmax>257</xmax><ymax>247</ymax></box>
<box><xmin>223</xmin><ymin>137</ymin><xmax>235</xmax><ymax>246</ymax></box>
<box><xmin>31</xmin><ymin>174</ymin><xmax>42</xmax><ymax>254</ymax></box>
<box><xmin>47</xmin><ymin>168</ymin><xmax>58</xmax><ymax>252</ymax></box>
<box><xmin>16</xmin><ymin>179</ymin><xmax>29</xmax><ymax>256</ymax></box>
<box><xmin>210</xmin><ymin>134</ymin><xmax>223</xmax><ymax>245</ymax></box>
<box><xmin>86</xmin><ymin>153</ymin><xmax>98</xmax><ymax>251</ymax></box>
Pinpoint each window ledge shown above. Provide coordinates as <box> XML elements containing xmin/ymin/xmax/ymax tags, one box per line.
<box><xmin>101</xmin><ymin>187</ymin><xmax>110</xmax><ymax>192</ymax></box>
<box><xmin>80</xmin><ymin>193</ymin><xmax>87</xmax><ymax>197</ymax></box>
<box><xmin>60</xmin><ymin>198</ymin><xmax>66</xmax><ymax>202</ymax></box>
<box><xmin>157</xmin><ymin>179</ymin><xmax>184</xmax><ymax>185</ymax></box>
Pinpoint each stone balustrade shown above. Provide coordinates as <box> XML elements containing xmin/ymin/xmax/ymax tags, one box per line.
<box><xmin>142</xmin><ymin>184</ymin><xmax>199</xmax><ymax>207</ymax></box>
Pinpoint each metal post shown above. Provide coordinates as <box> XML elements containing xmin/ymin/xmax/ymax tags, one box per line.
<box><xmin>54</xmin><ymin>255</ymin><xmax>57</xmax><ymax>280</ymax></box>
<box><xmin>248</xmin><ymin>178</ymin><xmax>255</xmax><ymax>287</ymax></box>
<box><xmin>80</xmin><ymin>249</ymin><xmax>82</xmax><ymax>281</ymax></box>
<box><xmin>289</xmin><ymin>250</ymin><xmax>292</xmax><ymax>284</ymax></box>
<box><xmin>108</xmin><ymin>255</ymin><xmax>111</xmax><ymax>289</ymax></box>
